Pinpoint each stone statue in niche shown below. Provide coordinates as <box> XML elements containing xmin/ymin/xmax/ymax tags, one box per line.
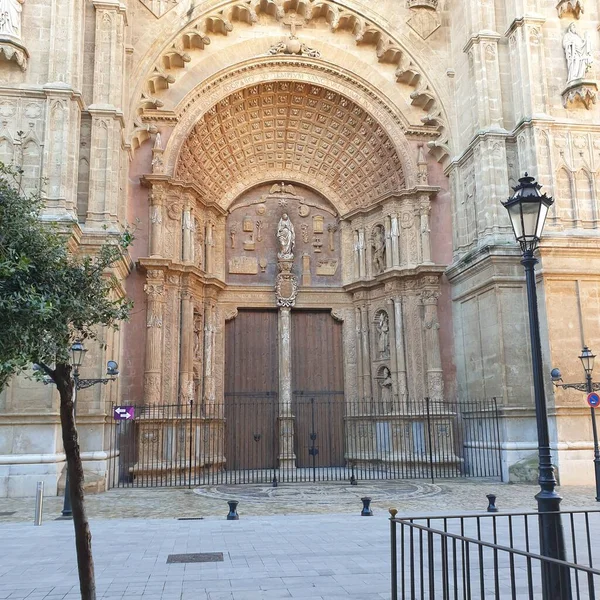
<box><xmin>376</xmin><ymin>311</ymin><xmax>390</xmax><ymax>358</ymax></box>
<box><xmin>379</xmin><ymin>367</ymin><xmax>393</xmax><ymax>414</ymax></box>
<box><xmin>563</xmin><ymin>23</ymin><xmax>593</xmax><ymax>83</ymax></box>
<box><xmin>372</xmin><ymin>225</ymin><xmax>386</xmax><ymax>274</ymax></box>
<box><xmin>0</xmin><ymin>0</ymin><xmax>24</xmax><ymax>38</ymax></box>
<box><xmin>193</xmin><ymin>313</ymin><xmax>202</xmax><ymax>362</ymax></box>
<box><xmin>277</xmin><ymin>213</ymin><xmax>295</xmax><ymax>259</ymax></box>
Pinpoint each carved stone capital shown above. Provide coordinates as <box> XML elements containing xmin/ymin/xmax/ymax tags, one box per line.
<box><xmin>144</xmin><ymin>282</ymin><xmax>165</xmax><ymax>298</ymax></box>
<box><xmin>556</xmin><ymin>0</ymin><xmax>584</xmax><ymax>18</ymax></box>
<box><xmin>421</xmin><ymin>289</ymin><xmax>440</xmax><ymax>305</ymax></box>
<box><xmin>407</xmin><ymin>0</ymin><xmax>438</xmax><ymax>8</ymax></box>
<box><xmin>0</xmin><ymin>38</ymin><xmax>28</xmax><ymax>71</ymax></box>
<box><xmin>562</xmin><ymin>80</ymin><xmax>598</xmax><ymax>109</ymax></box>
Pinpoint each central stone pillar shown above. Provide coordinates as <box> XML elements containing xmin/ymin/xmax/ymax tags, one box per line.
<box><xmin>275</xmin><ymin>214</ymin><xmax>299</xmax><ymax>471</ymax></box>
<box><xmin>277</xmin><ymin>306</ymin><xmax>296</xmax><ymax>469</ymax></box>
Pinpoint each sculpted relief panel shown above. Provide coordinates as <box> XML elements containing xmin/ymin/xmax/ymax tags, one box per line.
<box><xmin>225</xmin><ymin>182</ymin><xmax>341</xmax><ymax>288</ymax></box>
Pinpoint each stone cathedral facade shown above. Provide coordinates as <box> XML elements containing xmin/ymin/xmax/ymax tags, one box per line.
<box><xmin>0</xmin><ymin>0</ymin><xmax>599</xmax><ymax>496</ymax></box>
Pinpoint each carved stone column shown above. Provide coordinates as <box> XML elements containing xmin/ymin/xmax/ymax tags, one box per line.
<box><xmin>205</xmin><ymin>221</ymin><xmax>214</xmax><ymax>275</ymax></box>
<box><xmin>390</xmin><ymin>214</ymin><xmax>400</xmax><ymax>267</ymax></box>
<box><xmin>420</xmin><ymin>198</ymin><xmax>432</xmax><ymax>264</ymax></box>
<box><xmin>358</xmin><ymin>228</ymin><xmax>366</xmax><ymax>278</ymax></box>
<box><xmin>149</xmin><ymin>190</ymin><xmax>163</xmax><ymax>257</ymax></box>
<box><xmin>355</xmin><ymin>306</ymin><xmax>364</xmax><ymax>400</ymax></box>
<box><xmin>386</xmin><ymin>298</ymin><xmax>399</xmax><ymax>409</ymax></box>
<box><xmin>203</xmin><ymin>301</ymin><xmax>216</xmax><ymax>407</ymax></box>
<box><xmin>360</xmin><ymin>304</ymin><xmax>372</xmax><ymax>406</ymax></box>
<box><xmin>278</xmin><ymin>306</ymin><xmax>296</xmax><ymax>469</ymax></box>
<box><xmin>179</xmin><ymin>288</ymin><xmax>194</xmax><ymax>403</ymax></box>
<box><xmin>392</xmin><ymin>296</ymin><xmax>408</xmax><ymax>408</ymax></box>
<box><xmin>365</xmin><ymin>230</ymin><xmax>373</xmax><ymax>278</ymax></box>
<box><xmin>422</xmin><ymin>290</ymin><xmax>443</xmax><ymax>401</ymax></box>
<box><xmin>182</xmin><ymin>198</ymin><xmax>194</xmax><ymax>264</ymax></box>
<box><xmin>144</xmin><ymin>270</ymin><xmax>165</xmax><ymax>405</ymax></box>
<box><xmin>384</xmin><ymin>216</ymin><xmax>393</xmax><ymax>269</ymax></box>
<box><xmin>353</xmin><ymin>230</ymin><xmax>360</xmax><ymax>279</ymax></box>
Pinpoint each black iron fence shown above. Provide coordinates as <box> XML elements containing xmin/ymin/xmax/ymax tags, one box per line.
<box><xmin>107</xmin><ymin>397</ymin><xmax>502</xmax><ymax>488</ymax></box>
<box><xmin>390</xmin><ymin>509</ymin><xmax>600</xmax><ymax>599</ymax></box>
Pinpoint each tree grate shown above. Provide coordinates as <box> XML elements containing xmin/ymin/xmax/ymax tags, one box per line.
<box><xmin>166</xmin><ymin>552</ymin><xmax>224</xmax><ymax>564</ymax></box>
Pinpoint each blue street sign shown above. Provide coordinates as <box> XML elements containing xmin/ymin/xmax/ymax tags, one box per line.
<box><xmin>587</xmin><ymin>393</ymin><xmax>600</xmax><ymax>408</ymax></box>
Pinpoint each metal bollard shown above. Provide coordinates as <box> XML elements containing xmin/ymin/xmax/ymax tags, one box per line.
<box><xmin>226</xmin><ymin>500</ymin><xmax>239</xmax><ymax>520</ymax></box>
<box><xmin>486</xmin><ymin>493</ymin><xmax>498</xmax><ymax>513</ymax></box>
<box><xmin>360</xmin><ymin>496</ymin><xmax>373</xmax><ymax>516</ymax></box>
<box><xmin>34</xmin><ymin>481</ymin><xmax>44</xmax><ymax>526</ymax></box>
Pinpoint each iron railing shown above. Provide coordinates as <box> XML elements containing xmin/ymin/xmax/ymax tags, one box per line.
<box><xmin>390</xmin><ymin>508</ymin><xmax>600</xmax><ymax>599</ymax></box>
<box><xmin>107</xmin><ymin>397</ymin><xmax>502</xmax><ymax>488</ymax></box>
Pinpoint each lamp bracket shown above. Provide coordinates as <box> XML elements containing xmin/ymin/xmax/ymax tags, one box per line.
<box><xmin>553</xmin><ymin>381</ymin><xmax>600</xmax><ymax>392</ymax></box>
<box><xmin>76</xmin><ymin>377</ymin><xmax>117</xmax><ymax>390</ymax></box>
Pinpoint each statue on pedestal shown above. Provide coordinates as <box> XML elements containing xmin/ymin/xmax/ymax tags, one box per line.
<box><xmin>563</xmin><ymin>23</ymin><xmax>593</xmax><ymax>83</ymax></box>
<box><xmin>277</xmin><ymin>213</ymin><xmax>295</xmax><ymax>259</ymax></box>
<box><xmin>380</xmin><ymin>367</ymin><xmax>393</xmax><ymax>414</ymax></box>
<box><xmin>0</xmin><ymin>0</ymin><xmax>24</xmax><ymax>38</ymax></box>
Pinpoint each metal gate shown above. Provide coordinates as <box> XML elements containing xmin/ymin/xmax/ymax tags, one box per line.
<box><xmin>107</xmin><ymin>398</ymin><xmax>503</xmax><ymax>487</ymax></box>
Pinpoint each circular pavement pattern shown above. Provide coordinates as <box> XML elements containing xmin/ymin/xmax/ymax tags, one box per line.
<box><xmin>193</xmin><ymin>480</ymin><xmax>442</xmax><ymax>504</ymax></box>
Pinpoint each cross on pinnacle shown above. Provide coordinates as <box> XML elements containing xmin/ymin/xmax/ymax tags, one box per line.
<box><xmin>282</xmin><ymin>13</ymin><xmax>303</xmax><ymax>38</ymax></box>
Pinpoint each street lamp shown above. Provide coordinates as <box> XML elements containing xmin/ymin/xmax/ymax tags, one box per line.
<box><xmin>37</xmin><ymin>340</ymin><xmax>120</xmax><ymax>518</ymax></box>
<box><xmin>502</xmin><ymin>173</ymin><xmax>571</xmax><ymax>600</ymax></box>
<box><xmin>551</xmin><ymin>346</ymin><xmax>600</xmax><ymax>501</ymax></box>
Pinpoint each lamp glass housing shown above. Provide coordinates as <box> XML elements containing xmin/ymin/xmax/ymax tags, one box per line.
<box><xmin>502</xmin><ymin>173</ymin><xmax>554</xmax><ymax>253</ymax></box>
<box><xmin>70</xmin><ymin>340</ymin><xmax>87</xmax><ymax>368</ymax></box>
<box><xmin>579</xmin><ymin>346</ymin><xmax>595</xmax><ymax>376</ymax></box>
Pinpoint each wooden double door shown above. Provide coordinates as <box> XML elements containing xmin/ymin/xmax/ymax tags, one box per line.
<box><xmin>224</xmin><ymin>309</ymin><xmax>344</xmax><ymax>471</ymax></box>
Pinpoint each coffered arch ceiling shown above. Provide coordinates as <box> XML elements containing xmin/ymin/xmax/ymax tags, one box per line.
<box><xmin>174</xmin><ymin>80</ymin><xmax>406</xmax><ymax>213</ymax></box>
<box><xmin>130</xmin><ymin>1</ymin><xmax>451</xmax><ymax>160</ymax></box>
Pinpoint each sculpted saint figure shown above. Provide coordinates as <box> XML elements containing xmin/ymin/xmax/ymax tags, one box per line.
<box><xmin>277</xmin><ymin>213</ymin><xmax>295</xmax><ymax>259</ymax></box>
<box><xmin>376</xmin><ymin>311</ymin><xmax>390</xmax><ymax>357</ymax></box>
<box><xmin>372</xmin><ymin>225</ymin><xmax>386</xmax><ymax>274</ymax></box>
<box><xmin>380</xmin><ymin>367</ymin><xmax>393</xmax><ymax>414</ymax></box>
<box><xmin>563</xmin><ymin>23</ymin><xmax>593</xmax><ymax>83</ymax></box>
<box><xmin>0</xmin><ymin>0</ymin><xmax>24</xmax><ymax>38</ymax></box>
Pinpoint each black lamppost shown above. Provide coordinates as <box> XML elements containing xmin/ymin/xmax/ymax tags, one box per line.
<box><xmin>36</xmin><ymin>341</ymin><xmax>120</xmax><ymax>517</ymax></box>
<box><xmin>551</xmin><ymin>346</ymin><xmax>600</xmax><ymax>501</ymax></box>
<box><xmin>502</xmin><ymin>173</ymin><xmax>572</xmax><ymax>600</ymax></box>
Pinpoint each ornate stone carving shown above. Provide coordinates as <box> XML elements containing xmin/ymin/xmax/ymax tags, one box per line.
<box><xmin>557</xmin><ymin>0</ymin><xmax>584</xmax><ymax>19</ymax></box>
<box><xmin>228</xmin><ymin>256</ymin><xmax>258</xmax><ymax>274</ymax></box>
<box><xmin>562</xmin><ymin>80</ymin><xmax>597</xmax><ymax>109</ymax></box>
<box><xmin>0</xmin><ymin>0</ymin><xmax>23</xmax><ymax>38</ymax></box>
<box><xmin>372</xmin><ymin>224</ymin><xmax>386</xmax><ymax>274</ymax></box>
<box><xmin>378</xmin><ymin>366</ymin><xmax>393</xmax><ymax>413</ymax></box>
<box><xmin>174</xmin><ymin>81</ymin><xmax>406</xmax><ymax>213</ymax></box>
<box><xmin>407</xmin><ymin>0</ymin><xmax>437</xmax><ymax>8</ymax></box>
<box><xmin>316</xmin><ymin>259</ymin><xmax>338</xmax><ymax>276</ymax></box>
<box><xmin>275</xmin><ymin>260</ymin><xmax>299</xmax><ymax>308</ymax></box>
<box><xmin>267</xmin><ymin>13</ymin><xmax>321</xmax><ymax>58</ymax></box>
<box><xmin>563</xmin><ymin>23</ymin><xmax>593</xmax><ymax>84</ymax></box>
<box><xmin>277</xmin><ymin>213</ymin><xmax>295</xmax><ymax>259</ymax></box>
<box><xmin>375</xmin><ymin>310</ymin><xmax>390</xmax><ymax>358</ymax></box>
<box><xmin>138</xmin><ymin>0</ymin><xmax>178</xmax><ymax>18</ymax></box>
<box><xmin>407</xmin><ymin>8</ymin><xmax>440</xmax><ymax>40</ymax></box>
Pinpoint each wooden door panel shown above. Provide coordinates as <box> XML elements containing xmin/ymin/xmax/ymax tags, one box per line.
<box><xmin>291</xmin><ymin>311</ymin><xmax>345</xmax><ymax>468</ymax></box>
<box><xmin>225</xmin><ymin>310</ymin><xmax>278</xmax><ymax>470</ymax></box>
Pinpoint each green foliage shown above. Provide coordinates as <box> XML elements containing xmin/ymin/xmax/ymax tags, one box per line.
<box><xmin>0</xmin><ymin>163</ymin><xmax>133</xmax><ymax>389</ymax></box>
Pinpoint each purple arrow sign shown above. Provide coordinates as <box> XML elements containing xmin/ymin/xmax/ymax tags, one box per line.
<box><xmin>113</xmin><ymin>406</ymin><xmax>135</xmax><ymax>420</ymax></box>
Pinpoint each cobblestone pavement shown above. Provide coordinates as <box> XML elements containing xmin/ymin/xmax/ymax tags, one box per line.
<box><xmin>1</xmin><ymin>481</ymin><xmax>599</xmax><ymax>599</ymax></box>
<box><xmin>0</xmin><ymin>479</ymin><xmax>598</xmax><ymax>523</ymax></box>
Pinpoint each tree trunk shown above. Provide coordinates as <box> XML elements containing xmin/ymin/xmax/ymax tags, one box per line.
<box><xmin>55</xmin><ymin>362</ymin><xmax>97</xmax><ymax>600</ymax></box>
